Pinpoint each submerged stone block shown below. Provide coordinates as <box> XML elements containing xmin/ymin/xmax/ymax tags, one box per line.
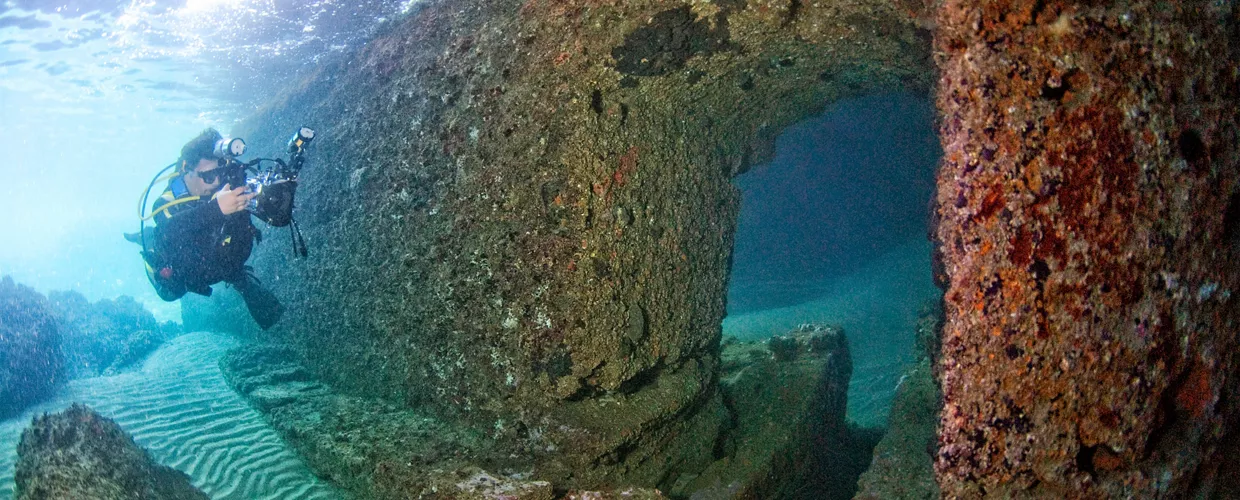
<box><xmin>14</xmin><ymin>404</ymin><xmax>207</xmax><ymax>500</ymax></box>
<box><xmin>227</xmin><ymin>0</ymin><xmax>935</xmax><ymax>491</ymax></box>
<box><xmin>683</xmin><ymin>324</ymin><xmax>858</xmax><ymax>498</ymax></box>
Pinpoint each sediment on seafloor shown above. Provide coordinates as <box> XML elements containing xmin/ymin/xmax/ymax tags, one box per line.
<box><xmin>214</xmin><ymin>0</ymin><xmax>935</xmax><ymax>491</ymax></box>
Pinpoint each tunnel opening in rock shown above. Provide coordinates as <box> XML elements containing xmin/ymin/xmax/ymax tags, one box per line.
<box><xmin>723</xmin><ymin>92</ymin><xmax>942</xmax><ymax>429</ymax></box>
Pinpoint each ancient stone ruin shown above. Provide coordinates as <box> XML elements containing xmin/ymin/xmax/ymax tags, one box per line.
<box><xmin>204</xmin><ymin>0</ymin><xmax>1240</xmax><ymax>496</ymax></box>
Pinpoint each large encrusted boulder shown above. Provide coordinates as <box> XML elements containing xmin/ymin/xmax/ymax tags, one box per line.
<box><xmin>48</xmin><ymin>290</ymin><xmax>179</xmax><ymax>378</ymax></box>
<box><xmin>14</xmin><ymin>403</ymin><xmax>208</xmax><ymax>500</ymax></box>
<box><xmin>682</xmin><ymin>324</ymin><xmax>866</xmax><ymax>498</ymax></box>
<box><xmin>224</xmin><ymin>0</ymin><xmax>935</xmax><ymax>490</ymax></box>
<box><xmin>0</xmin><ymin>276</ymin><xmax>65</xmax><ymax>418</ymax></box>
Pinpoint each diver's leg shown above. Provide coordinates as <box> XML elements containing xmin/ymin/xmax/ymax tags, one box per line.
<box><xmin>229</xmin><ymin>270</ymin><xmax>284</xmax><ymax>330</ymax></box>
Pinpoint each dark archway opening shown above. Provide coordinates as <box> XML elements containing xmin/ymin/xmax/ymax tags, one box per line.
<box><xmin>725</xmin><ymin>92</ymin><xmax>942</xmax><ymax>429</ymax></box>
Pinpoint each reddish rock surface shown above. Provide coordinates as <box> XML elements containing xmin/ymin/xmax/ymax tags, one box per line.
<box><xmin>932</xmin><ymin>1</ymin><xmax>1240</xmax><ymax>496</ymax></box>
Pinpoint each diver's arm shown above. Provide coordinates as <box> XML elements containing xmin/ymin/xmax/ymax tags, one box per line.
<box><xmin>155</xmin><ymin>197</ymin><xmax>228</xmax><ymax>241</ymax></box>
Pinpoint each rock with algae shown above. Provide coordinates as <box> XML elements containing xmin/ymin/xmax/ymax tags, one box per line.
<box><xmin>219</xmin><ymin>0</ymin><xmax>936</xmax><ymax>492</ymax></box>
<box><xmin>14</xmin><ymin>404</ymin><xmax>207</xmax><ymax>500</ymax></box>
<box><xmin>682</xmin><ymin>324</ymin><xmax>872</xmax><ymax>499</ymax></box>
<box><xmin>933</xmin><ymin>0</ymin><xmax>1240</xmax><ymax>496</ymax></box>
<box><xmin>0</xmin><ymin>276</ymin><xmax>65</xmax><ymax>419</ymax></box>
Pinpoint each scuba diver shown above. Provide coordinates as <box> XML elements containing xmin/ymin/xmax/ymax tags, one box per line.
<box><xmin>129</xmin><ymin>127</ymin><xmax>314</xmax><ymax>330</ymax></box>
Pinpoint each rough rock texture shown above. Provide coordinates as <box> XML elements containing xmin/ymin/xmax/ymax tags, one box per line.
<box><xmin>221</xmin><ymin>345</ymin><xmax>494</xmax><ymax>499</ymax></box>
<box><xmin>425</xmin><ymin>467</ymin><xmax>554</xmax><ymax>500</ymax></box>
<box><xmin>49</xmin><ymin>290</ymin><xmax>180</xmax><ymax>378</ymax></box>
<box><xmin>565</xmin><ymin>488</ymin><xmax>666</xmax><ymax>500</ymax></box>
<box><xmin>933</xmin><ymin>1</ymin><xmax>1240</xmax><ymax>497</ymax></box>
<box><xmin>220</xmin><ymin>0</ymin><xmax>935</xmax><ymax>491</ymax></box>
<box><xmin>221</xmin><ymin>345</ymin><xmax>662</xmax><ymax>498</ymax></box>
<box><xmin>14</xmin><ymin>403</ymin><xmax>207</xmax><ymax>500</ymax></box>
<box><xmin>685</xmin><ymin>324</ymin><xmax>870</xmax><ymax>499</ymax></box>
<box><xmin>854</xmin><ymin>302</ymin><xmax>942</xmax><ymax>500</ymax></box>
<box><xmin>0</xmin><ymin>276</ymin><xmax>65</xmax><ymax>419</ymax></box>
<box><xmin>104</xmin><ymin>329</ymin><xmax>168</xmax><ymax>375</ymax></box>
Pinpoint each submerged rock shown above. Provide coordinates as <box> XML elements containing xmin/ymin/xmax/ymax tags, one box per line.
<box><xmin>933</xmin><ymin>0</ymin><xmax>1240</xmax><ymax>496</ymax></box>
<box><xmin>14</xmin><ymin>404</ymin><xmax>207</xmax><ymax>500</ymax></box>
<box><xmin>221</xmin><ymin>344</ymin><xmax>494</xmax><ymax>498</ymax></box>
<box><xmin>684</xmin><ymin>324</ymin><xmax>867</xmax><ymax>498</ymax></box>
<box><xmin>425</xmin><ymin>467</ymin><xmax>553</xmax><ymax>500</ymax></box>
<box><xmin>854</xmin><ymin>301</ymin><xmax>942</xmax><ymax>500</ymax></box>
<box><xmin>221</xmin><ymin>343</ymin><xmax>680</xmax><ymax>498</ymax></box>
<box><xmin>565</xmin><ymin>488</ymin><xmax>667</xmax><ymax>499</ymax></box>
<box><xmin>222</xmin><ymin>0</ymin><xmax>935</xmax><ymax>491</ymax></box>
<box><xmin>48</xmin><ymin>290</ymin><xmax>179</xmax><ymax>378</ymax></box>
<box><xmin>0</xmin><ymin>276</ymin><xmax>65</xmax><ymax>419</ymax></box>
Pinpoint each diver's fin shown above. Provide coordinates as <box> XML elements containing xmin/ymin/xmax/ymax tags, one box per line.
<box><xmin>232</xmin><ymin>272</ymin><xmax>283</xmax><ymax>330</ymax></box>
<box><xmin>123</xmin><ymin>227</ymin><xmax>157</xmax><ymax>246</ymax></box>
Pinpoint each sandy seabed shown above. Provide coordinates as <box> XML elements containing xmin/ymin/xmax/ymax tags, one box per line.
<box><xmin>0</xmin><ymin>332</ymin><xmax>341</xmax><ymax>499</ymax></box>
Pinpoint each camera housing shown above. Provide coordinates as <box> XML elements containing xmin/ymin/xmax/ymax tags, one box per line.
<box><xmin>232</xmin><ymin>126</ymin><xmax>315</xmax><ymax>226</ymax></box>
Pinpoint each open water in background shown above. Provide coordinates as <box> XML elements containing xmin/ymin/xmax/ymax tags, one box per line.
<box><xmin>0</xmin><ymin>0</ymin><xmax>421</xmax><ymax>320</ymax></box>
<box><xmin>1</xmin><ymin>0</ymin><xmax>941</xmax><ymax>494</ymax></box>
<box><xmin>0</xmin><ymin>332</ymin><xmax>341</xmax><ymax>499</ymax></box>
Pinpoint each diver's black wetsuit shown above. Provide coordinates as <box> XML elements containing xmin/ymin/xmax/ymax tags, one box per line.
<box><xmin>147</xmin><ymin>176</ymin><xmax>283</xmax><ymax>329</ymax></box>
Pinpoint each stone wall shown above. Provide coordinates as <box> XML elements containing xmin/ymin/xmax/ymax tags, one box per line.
<box><xmin>932</xmin><ymin>1</ymin><xmax>1240</xmax><ymax>496</ymax></box>
<box><xmin>232</xmin><ymin>0</ymin><xmax>934</xmax><ymax>489</ymax></box>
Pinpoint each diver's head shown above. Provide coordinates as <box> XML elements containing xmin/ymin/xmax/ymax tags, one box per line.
<box><xmin>180</xmin><ymin>128</ymin><xmax>225</xmax><ymax>196</ymax></box>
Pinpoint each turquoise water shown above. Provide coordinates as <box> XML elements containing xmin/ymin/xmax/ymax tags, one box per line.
<box><xmin>726</xmin><ymin>93</ymin><xmax>941</xmax><ymax>428</ymax></box>
<box><xmin>1</xmin><ymin>1</ymin><xmax>941</xmax><ymax>496</ymax></box>
<box><xmin>0</xmin><ymin>0</ymin><xmax>416</xmax><ymax>321</ymax></box>
<box><xmin>0</xmin><ymin>332</ymin><xmax>340</xmax><ymax>499</ymax></box>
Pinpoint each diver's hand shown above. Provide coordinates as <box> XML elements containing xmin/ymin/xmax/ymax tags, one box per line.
<box><xmin>216</xmin><ymin>184</ymin><xmax>256</xmax><ymax>215</ymax></box>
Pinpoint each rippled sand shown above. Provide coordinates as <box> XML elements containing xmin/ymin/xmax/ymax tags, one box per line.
<box><xmin>0</xmin><ymin>332</ymin><xmax>341</xmax><ymax>499</ymax></box>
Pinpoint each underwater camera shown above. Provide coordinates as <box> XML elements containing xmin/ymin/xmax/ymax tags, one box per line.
<box><xmin>233</xmin><ymin>127</ymin><xmax>316</xmax><ymax>226</ymax></box>
<box><xmin>137</xmin><ymin>126</ymin><xmax>316</xmax><ymax>261</ymax></box>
